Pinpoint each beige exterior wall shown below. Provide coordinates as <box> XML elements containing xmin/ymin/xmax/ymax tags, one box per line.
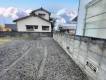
<box><xmin>17</xmin><ymin>16</ymin><xmax>51</xmax><ymax>32</ymax></box>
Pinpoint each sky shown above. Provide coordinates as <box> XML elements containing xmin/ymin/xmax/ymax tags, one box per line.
<box><xmin>0</xmin><ymin>0</ymin><xmax>79</xmax><ymax>24</ymax></box>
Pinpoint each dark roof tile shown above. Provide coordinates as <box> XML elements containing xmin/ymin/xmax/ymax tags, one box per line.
<box><xmin>31</xmin><ymin>7</ymin><xmax>51</xmax><ymax>15</ymax></box>
<box><xmin>13</xmin><ymin>15</ymin><xmax>51</xmax><ymax>23</ymax></box>
<box><xmin>5</xmin><ymin>24</ymin><xmax>17</xmax><ymax>31</ymax></box>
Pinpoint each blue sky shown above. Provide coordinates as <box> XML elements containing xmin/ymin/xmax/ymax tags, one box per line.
<box><xmin>0</xmin><ymin>0</ymin><xmax>79</xmax><ymax>12</ymax></box>
<box><xmin>0</xmin><ymin>0</ymin><xmax>79</xmax><ymax>23</ymax></box>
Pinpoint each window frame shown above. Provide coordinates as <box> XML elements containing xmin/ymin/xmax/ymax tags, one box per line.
<box><xmin>42</xmin><ymin>26</ymin><xmax>49</xmax><ymax>31</ymax></box>
<box><xmin>26</xmin><ymin>25</ymin><xmax>38</xmax><ymax>31</ymax></box>
<box><xmin>34</xmin><ymin>25</ymin><xmax>38</xmax><ymax>29</ymax></box>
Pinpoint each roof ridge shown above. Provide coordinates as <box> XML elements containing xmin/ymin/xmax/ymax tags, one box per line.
<box><xmin>13</xmin><ymin>14</ymin><xmax>51</xmax><ymax>23</ymax></box>
<box><xmin>31</xmin><ymin>7</ymin><xmax>51</xmax><ymax>15</ymax></box>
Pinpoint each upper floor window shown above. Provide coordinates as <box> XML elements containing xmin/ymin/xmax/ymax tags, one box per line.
<box><xmin>38</xmin><ymin>13</ymin><xmax>46</xmax><ymax>17</ymax></box>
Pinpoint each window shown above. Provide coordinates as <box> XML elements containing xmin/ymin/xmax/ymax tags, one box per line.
<box><xmin>38</xmin><ymin>13</ymin><xmax>45</xmax><ymax>17</ymax></box>
<box><xmin>26</xmin><ymin>25</ymin><xmax>38</xmax><ymax>31</ymax></box>
<box><xmin>42</xmin><ymin>26</ymin><xmax>49</xmax><ymax>30</ymax></box>
<box><xmin>34</xmin><ymin>26</ymin><xmax>38</xmax><ymax>29</ymax></box>
<box><xmin>26</xmin><ymin>25</ymin><xmax>34</xmax><ymax>31</ymax></box>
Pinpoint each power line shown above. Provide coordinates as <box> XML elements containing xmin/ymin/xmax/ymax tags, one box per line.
<box><xmin>40</xmin><ymin>0</ymin><xmax>46</xmax><ymax>8</ymax></box>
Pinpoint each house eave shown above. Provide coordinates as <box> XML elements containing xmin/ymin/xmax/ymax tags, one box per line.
<box><xmin>31</xmin><ymin>7</ymin><xmax>51</xmax><ymax>15</ymax></box>
<box><xmin>13</xmin><ymin>15</ymin><xmax>51</xmax><ymax>24</ymax></box>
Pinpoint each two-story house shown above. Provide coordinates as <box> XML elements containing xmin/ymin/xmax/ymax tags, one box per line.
<box><xmin>14</xmin><ymin>7</ymin><xmax>52</xmax><ymax>32</ymax></box>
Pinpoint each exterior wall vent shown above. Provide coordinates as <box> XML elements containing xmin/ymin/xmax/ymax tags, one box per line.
<box><xmin>66</xmin><ymin>46</ymin><xmax>70</xmax><ymax>49</ymax></box>
<box><xmin>86</xmin><ymin>61</ymin><xmax>97</xmax><ymax>73</ymax></box>
<box><xmin>66</xmin><ymin>46</ymin><xmax>73</xmax><ymax>54</ymax></box>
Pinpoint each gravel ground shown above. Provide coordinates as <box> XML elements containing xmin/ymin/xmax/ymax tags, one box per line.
<box><xmin>38</xmin><ymin>38</ymin><xmax>89</xmax><ymax>80</ymax></box>
<box><xmin>0</xmin><ymin>40</ymin><xmax>32</xmax><ymax>73</ymax></box>
<box><xmin>0</xmin><ymin>37</ymin><xmax>89</xmax><ymax>80</ymax></box>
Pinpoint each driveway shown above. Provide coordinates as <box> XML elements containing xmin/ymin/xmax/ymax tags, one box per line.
<box><xmin>0</xmin><ymin>37</ymin><xmax>89</xmax><ymax>80</ymax></box>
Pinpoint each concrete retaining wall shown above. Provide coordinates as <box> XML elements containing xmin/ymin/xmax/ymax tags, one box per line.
<box><xmin>0</xmin><ymin>32</ymin><xmax>52</xmax><ymax>39</ymax></box>
<box><xmin>53</xmin><ymin>32</ymin><xmax>106</xmax><ymax>80</ymax></box>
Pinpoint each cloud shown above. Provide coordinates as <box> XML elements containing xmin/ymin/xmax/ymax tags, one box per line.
<box><xmin>0</xmin><ymin>7</ymin><xmax>32</xmax><ymax>20</ymax></box>
<box><xmin>0</xmin><ymin>8</ymin><xmax>6</xmax><ymax>16</ymax></box>
<box><xmin>56</xmin><ymin>8</ymin><xmax>77</xmax><ymax>24</ymax></box>
<box><xmin>56</xmin><ymin>8</ymin><xmax>66</xmax><ymax>16</ymax></box>
<box><xmin>54</xmin><ymin>8</ymin><xmax>77</xmax><ymax>31</ymax></box>
<box><xmin>25</xmin><ymin>9</ymin><xmax>32</xmax><ymax>15</ymax></box>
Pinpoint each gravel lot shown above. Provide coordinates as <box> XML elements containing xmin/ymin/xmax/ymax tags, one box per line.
<box><xmin>0</xmin><ymin>37</ymin><xmax>89</xmax><ymax>80</ymax></box>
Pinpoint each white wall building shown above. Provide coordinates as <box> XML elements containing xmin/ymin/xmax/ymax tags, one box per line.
<box><xmin>76</xmin><ymin>0</ymin><xmax>106</xmax><ymax>39</ymax></box>
<box><xmin>14</xmin><ymin>8</ymin><xmax>51</xmax><ymax>32</ymax></box>
<box><xmin>76</xmin><ymin>0</ymin><xmax>92</xmax><ymax>36</ymax></box>
<box><xmin>58</xmin><ymin>23</ymin><xmax>77</xmax><ymax>35</ymax></box>
<box><xmin>75</xmin><ymin>0</ymin><xmax>106</xmax><ymax>80</ymax></box>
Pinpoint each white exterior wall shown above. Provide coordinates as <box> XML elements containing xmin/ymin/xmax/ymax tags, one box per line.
<box><xmin>35</xmin><ymin>10</ymin><xmax>49</xmax><ymax>20</ymax></box>
<box><xmin>76</xmin><ymin>0</ymin><xmax>92</xmax><ymax>36</ymax></box>
<box><xmin>85</xmin><ymin>0</ymin><xmax>106</xmax><ymax>39</ymax></box>
<box><xmin>17</xmin><ymin>16</ymin><xmax>51</xmax><ymax>32</ymax></box>
<box><xmin>76</xmin><ymin>0</ymin><xmax>106</xmax><ymax>39</ymax></box>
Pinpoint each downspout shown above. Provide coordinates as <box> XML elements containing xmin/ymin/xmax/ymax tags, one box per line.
<box><xmin>83</xmin><ymin>4</ymin><xmax>88</xmax><ymax>36</ymax></box>
<box><xmin>75</xmin><ymin>0</ymin><xmax>81</xmax><ymax>36</ymax></box>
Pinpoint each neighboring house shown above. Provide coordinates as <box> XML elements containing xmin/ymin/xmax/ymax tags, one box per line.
<box><xmin>76</xmin><ymin>0</ymin><xmax>92</xmax><ymax>36</ymax></box>
<box><xmin>0</xmin><ymin>24</ymin><xmax>12</xmax><ymax>32</ymax></box>
<box><xmin>5</xmin><ymin>24</ymin><xmax>17</xmax><ymax>31</ymax></box>
<box><xmin>0</xmin><ymin>24</ymin><xmax>5</xmax><ymax>32</ymax></box>
<box><xmin>76</xmin><ymin>0</ymin><xmax>106</xmax><ymax>39</ymax></box>
<box><xmin>59</xmin><ymin>23</ymin><xmax>76</xmax><ymax>35</ymax></box>
<box><xmin>56</xmin><ymin>16</ymin><xmax>77</xmax><ymax>35</ymax></box>
<box><xmin>76</xmin><ymin>0</ymin><xmax>106</xmax><ymax>80</ymax></box>
<box><xmin>14</xmin><ymin>7</ymin><xmax>52</xmax><ymax>32</ymax></box>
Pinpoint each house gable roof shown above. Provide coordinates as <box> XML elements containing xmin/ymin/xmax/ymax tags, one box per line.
<box><xmin>5</xmin><ymin>24</ymin><xmax>17</xmax><ymax>31</ymax></box>
<box><xmin>13</xmin><ymin>7</ymin><xmax>52</xmax><ymax>23</ymax></box>
<box><xmin>13</xmin><ymin>14</ymin><xmax>51</xmax><ymax>23</ymax></box>
<box><xmin>31</xmin><ymin>7</ymin><xmax>51</xmax><ymax>15</ymax></box>
<box><xmin>72</xmin><ymin>16</ymin><xmax>78</xmax><ymax>22</ymax></box>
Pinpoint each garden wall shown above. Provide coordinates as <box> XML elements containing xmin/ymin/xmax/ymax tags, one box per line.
<box><xmin>53</xmin><ymin>32</ymin><xmax>106</xmax><ymax>80</ymax></box>
<box><xmin>0</xmin><ymin>32</ymin><xmax>52</xmax><ymax>39</ymax></box>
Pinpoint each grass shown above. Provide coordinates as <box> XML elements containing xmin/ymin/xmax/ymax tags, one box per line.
<box><xmin>0</xmin><ymin>37</ymin><xmax>11</xmax><ymax>45</ymax></box>
<box><xmin>0</xmin><ymin>35</ymin><xmax>33</xmax><ymax>45</ymax></box>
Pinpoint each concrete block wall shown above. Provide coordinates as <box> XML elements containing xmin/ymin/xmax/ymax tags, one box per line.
<box><xmin>53</xmin><ymin>32</ymin><xmax>106</xmax><ymax>80</ymax></box>
<box><xmin>0</xmin><ymin>32</ymin><xmax>52</xmax><ymax>39</ymax></box>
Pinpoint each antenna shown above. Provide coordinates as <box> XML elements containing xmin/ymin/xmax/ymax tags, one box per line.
<box><xmin>40</xmin><ymin>0</ymin><xmax>46</xmax><ymax>8</ymax></box>
<box><xmin>40</xmin><ymin>0</ymin><xmax>43</xmax><ymax>8</ymax></box>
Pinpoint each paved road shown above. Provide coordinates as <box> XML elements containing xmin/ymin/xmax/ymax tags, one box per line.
<box><xmin>0</xmin><ymin>37</ymin><xmax>89</xmax><ymax>80</ymax></box>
